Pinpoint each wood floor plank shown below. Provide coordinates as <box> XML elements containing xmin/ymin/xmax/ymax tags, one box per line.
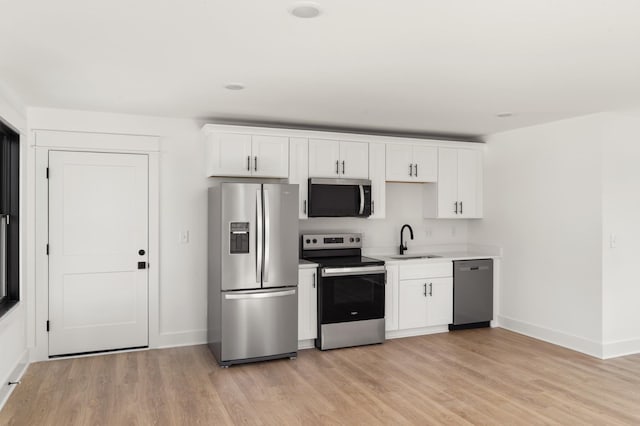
<box><xmin>3</xmin><ymin>328</ymin><xmax>640</xmax><ymax>425</ymax></box>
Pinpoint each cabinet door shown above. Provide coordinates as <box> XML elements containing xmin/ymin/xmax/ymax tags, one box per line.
<box><xmin>297</xmin><ymin>268</ymin><xmax>317</xmax><ymax>341</ymax></box>
<box><xmin>398</xmin><ymin>279</ymin><xmax>429</xmax><ymax>329</ymax></box>
<box><xmin>368</xmin><ymin>142</ymin><xmax>386</xmax><ymax>219</ymax></box>
<box><xmin>308</xmin><ymin>139</ymin><xmax>341</xmax><ymax>178</ymax></box>
<box><xmin>385</xmin><ymin>144</ymin><xmax>413</xmax><ymax>182</ymax></box>
<box><xmin>436</xmin><ymin>148</ymin><xmax>459</xmax><ymax>218</ymax></box>
<box><xmin>426</xmin><ymin>277</ymin><xmax>453</xmax><ymax>326</ymax></box>
<box><xmin>339</xmin><ymin>141</ymin><xmax>369</xmax><ymax>179</ymax></box>
<box><xmin>385</xmin><ymin>266</ymin><xmax>399</xmax><ymax>331</ymax></box>
<box><xmin>288</xmin><ymin>138</ymin><xmax>309</xmax><ymax>219</ymax></box>
<box><xmin>457</xmin><ymin>149</ymin><xmax>481</xmax><ymax>218</ymax></box>
<box><xmin>412</xmin><ymin>146</ymin><xmax>438</xmax><ymax>183</ymax></box>
<box><xmin>251</xmin><ymin>135</ymin><xmax>289</xmax><ymax>178</ymax></box>
<box><xmin>205</xmin><ymin>133</ymin><xmax>252</xmax><ymax>177</ymax></box>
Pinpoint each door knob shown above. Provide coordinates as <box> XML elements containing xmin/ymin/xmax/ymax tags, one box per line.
<box><xmin>138</xmin><ymin>249</ymin><xmax>146</xmax><ymax>256</ymax></box>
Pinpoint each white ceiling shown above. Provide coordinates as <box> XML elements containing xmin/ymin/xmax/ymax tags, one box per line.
<box><xmin>1</xmin><ymin>0</ymin><xmax>639</xmax><ymax>138</ymax></box>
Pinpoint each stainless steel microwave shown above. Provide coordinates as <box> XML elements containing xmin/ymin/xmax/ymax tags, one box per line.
<box><xmin>307</xmin><ymin>178</ymin><xmax>372</xmax><ymax>218</ymax></box>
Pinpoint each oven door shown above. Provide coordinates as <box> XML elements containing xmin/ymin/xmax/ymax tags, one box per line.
<box><xmin>308</xmin><ymin>178</ymin><xmax>371</xmax><ymax>218</ymax></box>
<box><xmin>318</xmin><ymin>265</ymin><xmax>385</xmax><ymax>324</ymax></box>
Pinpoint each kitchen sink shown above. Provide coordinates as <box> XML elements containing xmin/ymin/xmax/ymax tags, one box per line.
<box><xmin>389</xmin><ymin>254</ymin><xmax>442</xmax><ymax>260</ymax></box>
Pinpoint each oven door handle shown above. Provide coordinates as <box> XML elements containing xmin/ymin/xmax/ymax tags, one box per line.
<box><xmin>321</xmin><ymin>265</ymin><xmax>386</xmax><ymax>277</ymax></box>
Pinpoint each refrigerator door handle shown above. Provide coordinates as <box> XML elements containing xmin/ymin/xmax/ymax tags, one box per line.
<box><xmin>263</xmin><ymin>189</ymin><xmax>271</xmax><ymax>282</ymax></box>
<box><xmin>256</xmin><ymin>189</ymin><xmax>263</xmax><ymax>283</ymax></box>
<box><xmin>224</xmin><ymin>289</ymin><xmax>295</xmax><ymax>300</ymax></box>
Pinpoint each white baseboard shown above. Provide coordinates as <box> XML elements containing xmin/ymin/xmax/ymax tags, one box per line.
<box><xmin>297</xmin><ymin>339</ymin><xmax>315</xmax><ymax>350</ymax></box>
<box><xmin>498</xmin><ymin>315</ymin><xmax>603</xmax><ymax>358</ymax></box>
<box><xmin>0</xmin><ymin>349</ymin><xmax>30</xmax><ymax>412</ymax></box>
<box><xmin>602</xmin><ymin>338</ymin><xmax>640</xmax><ymax>359</ymax></box>
<box><xmin>386</xmin><ymin>325</ymin><xmax>449</xmax><ymax>340</ymax></box>
<box><xmin>157</xmin><ymin>329</ymin><xmax>207</xmax><ymax>349</ymax></box>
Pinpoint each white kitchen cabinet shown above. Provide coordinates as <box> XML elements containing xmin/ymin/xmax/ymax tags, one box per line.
<box><xmin>423</xmin><ymin>148</ymin><xmax>483</xmax><ymax>218</ymax></box>
<box><xmin>397</xmin><ymin>262</ymin><xmax>453</xmax><ymax>330</ymax></box>
<box><xmin>308</xmin><ymin>139</ymin><xmax>369</xmax><ymax>179</ymax></box>
<box><xmin>385</xmin><ymin>265</ymin><xmax>399</xmax><ymax>331</ymax></box>
<box><xmin>385</xmin><ymin>144</ymin><xmax>437</xmax><ymax>183</ymax></box>
<box><xmin>204</xmin><ymin>132</ymin><xmax>289</xmax><ymax>178</ymax></box>
<box><xmin>298</xmin><ymin>268</ymin><xmax>317</xmax><ymax>341</ymax></box>
<box><xmin>251</xmin><ymin>135</ymin><xmax>290</xmax><ymax>178</ymax></box>
<box><xmin>398</xmin><ymin>279</ymin><xmax>430</xmax><ymax>329</ymax></box>
<box><xmin>288</xmin><ymin>138</ymin><xmax>309</xmax><ymax>219</ymax></box>
<box><xmin>398</xmin><ymin>277</ymin><xmax>453</xmax><ymax>329</ymax></box>
<box><xmin>368</xmin><ymin>142</ymin><xmax>386</xmax><ymax>219</ymax></box>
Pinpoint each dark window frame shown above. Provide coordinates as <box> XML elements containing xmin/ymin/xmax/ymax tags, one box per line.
<box><xmin>0</xmin><ymin>119</ymin><xmax>20</xmax><ymax>319</ymax></box>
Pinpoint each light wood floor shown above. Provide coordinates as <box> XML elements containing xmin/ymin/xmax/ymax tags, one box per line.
<box><xmin>2</xmin><ymin>328</ymin><xmax>640</xmax><ymax>425</ymax></box>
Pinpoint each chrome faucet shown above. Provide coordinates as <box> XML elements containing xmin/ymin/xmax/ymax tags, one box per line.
<box><xmin>399</xmin><ymin>224</ymin><xmax>414</xmax><ymax>255</ymax></box>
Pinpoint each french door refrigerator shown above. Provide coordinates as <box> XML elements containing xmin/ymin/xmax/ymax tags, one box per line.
<box><xmin>208</xmin><ymin>183</ymin><xmax>299</xmax><ymax>366</ymax></box>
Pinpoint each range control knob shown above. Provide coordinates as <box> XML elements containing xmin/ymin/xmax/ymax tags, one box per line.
<box><xmin>356</xmin><ymin>237</ymin><xmax>361</xmax><ymax>242</ymax></box>
<box><xmin>349</xmin><ymin>237</ymin><xmax>354</xmax><ymax>242</ymax></box>
<box><xmin>312</xmin><ymin>238</ymin><xmax>317</xmax><ymax>243</ymax></box>
<box><xmin>305</xmin><ymin>239</ymin><xmax>311</xmax><ymax>244</ymax></box>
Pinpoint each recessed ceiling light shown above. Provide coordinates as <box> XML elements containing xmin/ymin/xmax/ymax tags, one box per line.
<box><xmin>224</xmin><ymin>83</ymin><xmax>245</xmax><ymax>91</ymax></box>
<box><xmin>496</xmin><ymin>112</ymin><xmax>514</xmax><ymax>118</ymax></box>
<box><xmin>290</xmin><ymin>2</ymin><xmax>321</xmax><ymax>18</ymax></box>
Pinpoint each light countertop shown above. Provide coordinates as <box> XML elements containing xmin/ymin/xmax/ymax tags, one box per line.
<box><xmin>298</xmin><ymin>259</ymin><xmax>319</xmax><ymax>269</ymax></box>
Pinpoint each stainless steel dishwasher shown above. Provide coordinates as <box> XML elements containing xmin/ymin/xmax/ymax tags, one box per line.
<box><xmin>449</xmin><ymin>259</ymin><xmax>493</xmax><ymax>330</ymax></box>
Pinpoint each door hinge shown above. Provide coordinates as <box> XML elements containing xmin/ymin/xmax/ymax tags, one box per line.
<box><xmin>46</xmin><ymin>244</ymin><xmax>49</xmax><ymax>255</ymax></box>
<box><xmin>46</xmin><ymin>320</ymin><xmax>50</xmax><ymax>332</ymax></box>
<box><xmin>46</xmin><ymin>167</ymin><xmax>49</xmax><ymax>179</ymax></box>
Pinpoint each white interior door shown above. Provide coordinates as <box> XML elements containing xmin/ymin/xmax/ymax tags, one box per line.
<box><xmin>48</xmin><ymin>151</ymin><xmax>149</xmax><ymax>356</ymax></box>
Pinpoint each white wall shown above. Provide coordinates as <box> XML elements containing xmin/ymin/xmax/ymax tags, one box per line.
<box><xmin>0</xmin><ymin>82</ymin><xmax>29</xmax><ymax>407</ymax></box>
<box><xmin>468</xmin><ymin>114</ymin><xmax>605</xmax><ymax>357</ymax></box>
<box><xmin>601</xmin><ymin>111</ymin><xmax>640</xmax><ymax>358</ymax></box>
<box><xmin>300</xmin><ymin>182</ymin><xmax>469</xmax><ymax>254</ymax></box>
<box><xmin>27</xmin><ymin>107</ymin><xmax>209</xmax><ymax>348</ymax></box>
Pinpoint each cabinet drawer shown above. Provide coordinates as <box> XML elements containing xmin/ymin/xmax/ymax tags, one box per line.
<box><xmin>399</xmin><ymin>262</ymin><xmax>452</xmax><ymax>280</ymax></box>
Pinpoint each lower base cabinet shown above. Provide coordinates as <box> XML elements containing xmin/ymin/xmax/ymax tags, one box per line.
<box><xmin>298</xmin><ymin>268</ymin><xmax>317</xmax><ymax>341</ymax></box>
<box><xmin>398</xmin><ymin>277</ymin><xmax>453</xmax><ymax>330</ymax></box>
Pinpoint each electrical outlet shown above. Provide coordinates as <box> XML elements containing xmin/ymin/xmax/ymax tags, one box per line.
<box><xmin>425</xmin><ymin>228</ymin><xmax>432</xmax><ymax>238</ymax></box>
<box><xmin>179</xmin><ymin>230</ymin><xmax>190</xmax><ymax>244</ymax></box>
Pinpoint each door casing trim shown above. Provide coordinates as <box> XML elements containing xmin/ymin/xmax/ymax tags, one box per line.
<box><xmin>32</xmin><ymin>130</ymin><xmax>160</xmax><ymax>362</ymax></box>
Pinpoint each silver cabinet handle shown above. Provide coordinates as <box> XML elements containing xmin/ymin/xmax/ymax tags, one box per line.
<box><xmin>303</xmin><ymin>200</ymin><xmax>307</xmax><ymax>214</ymax></box>
<box><xmin>460</xmin><ymin>201</ymin><xmax>463</xmax><ymax>215</ymax></box>
<box><xmin>454</xmin><ymin>201</ymin><xmax>458</xmax><ymax>214</ymax></box>
<box><xmin>256</xmin><ymin>189</ymin><xmax>263</xmax><ymax>283</ymax></box>
<box><xmin>409</xmin><ymin>163</ymin><xmax>413</xmax><ymax>177</ymax></box>
<box><xmin>414</xmin><ymin>163</ymin><xmax>418</xmax><ymax>177</ymax></box>
<box><xmin>225</xmin><ymin>289</ymin><xmax>296</xmax><ymax>300</ymax></box>
<box><xmin>254</xmin><ymin>156</ymin><xmax>258</xmax><ymax>171</ymax></box>
<box><xmin>247</xmin><ymin>156</ymin><xmax>251</xmax><ymax>171</ymax></box>
<box><xmin>429</xmin><ymin>282</ymin><xmax>433</xmax><ymax>296</ymax></box>
<box><xmin>336</xmin><ymin>160</ymin><xmax>340</xmax><ymax>175</ymax></box>
<box><xmin>312</xmin><ymin>272</ymin><xmax>316</xmax><ymax>288</ymax></box>
<box><xmin>263</xmin><ymin>189</ymin><xmax>271</xmax><ymax>282</ymax></box>
<box><xmin>423</xmin><ymin>283</ymin><xmax>427</xmax><ymax>297</ymax></box>
<box><xmin>342</xmin><ymin>160</ymin><xmax>345</xmax><ymax>175</ymax></box>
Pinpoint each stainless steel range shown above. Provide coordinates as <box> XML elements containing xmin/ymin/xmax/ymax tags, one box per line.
<box><xmin>301</xmin><ymin>233</ymin><xmax>386</xmax><ymax>350</ymax></box>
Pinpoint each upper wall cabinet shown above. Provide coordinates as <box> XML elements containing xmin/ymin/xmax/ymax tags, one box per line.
<box><xmin>423</xmin><ymin>148</ymin><xmax>483</xmax><ymax>218</ymax></box>
<box><xmin>205</xmin><ymin>132</ymin><xmax>289</xmax><ymax>178</ymax></box>
<box><xmin>386</xmin><ymin>144</ymin><xmax>437</xmax><ymax>183</ymax></box>
<box><xmin>288</xmin><ymin>137</ymin><xmax>309</xmax><ymax>219</ymax></box>
<box><xmin>368</xmin><ymin>142</ymin><xmax>386</xmax><ymax>219</ymax></box>
<box><xmin>308</xmin><ymin>139</ymin><xmax>369</xmax><ymax>179</ymax></box>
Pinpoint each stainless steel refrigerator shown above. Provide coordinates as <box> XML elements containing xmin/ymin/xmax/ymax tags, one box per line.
<box><xmin>208</xmin><ymin>183</ymin><xmax>299</xmax><ymax>366</ymax></box>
